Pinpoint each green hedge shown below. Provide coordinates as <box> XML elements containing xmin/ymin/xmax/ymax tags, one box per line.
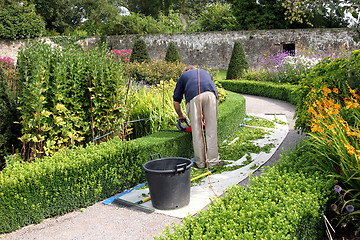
<box><xmin>218</xmin><ymin>80</ymin><xmax>299</xmax><ymax>105</ymax></box>
<box><xmin>157</xmin><ymin>142</ymin><xmax>332</xmax><ymax>239</ymax></box>
<box><xmin>0</xmin><ymin>139</ymin><xmax>142</xmax><ymax>233</ymax></box>
<box><xmin>0</xmin><ymin>91</ymin><xmax>246</xmax><ymax>234</ymax></box>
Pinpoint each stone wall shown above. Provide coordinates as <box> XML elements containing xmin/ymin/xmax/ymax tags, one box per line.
<box><xmin>0</xmin><ymin>39</ymin><xmax>26</xmax><ymax>62</ymax></box>
<box><xmin>1</xmin><ymin>29</ymin><xmax>359</xmax><ymax>69</ymax></box>
<box><xmin>105</xmin><ymin>29</ymin><xmax>359</xmax><ymax>69</ymax></box>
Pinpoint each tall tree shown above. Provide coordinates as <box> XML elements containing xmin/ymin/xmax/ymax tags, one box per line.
<box><xmin>32</xmin><ymin>0</ymin><xmax>81</xmax><ymax>33</ymax></box>
<box><xmin>31</xmin><ymin>0</ymin><xmax>128</xmax><ymax>34</ymax></box>
<box><xmin>227</xmin><ymin>0</ymin><xmax>349</xmax><ymax>30</ymax></box>
<box><xmin>227</xmin><ymin>0</ymin><xmax>289</xmax><ymax>30</ymax></box>
<box><xmin>281</xmin><ymin>0</ymin><xmax>358</xmax><ymax>27</ymax></box>
<box><xmin>127</xmin><ymin>0</ymin><xmax>162</xmax><ymax>18</ymax></box>
<box><xmin>0</xmin><ymin>0</ymin><xmax>45</xmax><ymax>39</ymax></box>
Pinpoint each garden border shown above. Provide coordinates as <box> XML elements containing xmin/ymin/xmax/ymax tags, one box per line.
<box><xmin>0</xmin><ymin>91</ymin><xmax>246</xmax><ymax>234</ymax></box>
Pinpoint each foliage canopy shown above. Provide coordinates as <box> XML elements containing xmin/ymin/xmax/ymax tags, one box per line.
<box><xmin>0</xmin><ymin>0</ymin><xmax>45</xmax><ymax>39</ymax></box>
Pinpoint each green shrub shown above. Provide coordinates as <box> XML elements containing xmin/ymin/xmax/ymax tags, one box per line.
<box><xmin>126</xmin><ymin>61</ymin><xmax>219</xmax><ymax>86</ymax></box>
<box><xmin>157</xmin><ymin>142</ymin><xmax>333</xmax><ymax>239</ymax></box>
<box><xmin>216</xmin><ymin>91</ymin><xmax>245</xmax><ymax>143</ymax></box>
<box><xmin>0</xmin><ymin>139</ymin><xmax>142</xmax><ymax>234</ymax></box>
<box><xmin>226</xmin><ymin>40</ymin><xmax>249</xmax><ymax>80</ymax></box>
<box><xmin>129</xmin><ymin>38</ymin><xmax>151</xmax><ymax>63</ymax></box>
<box><xmin>164</xmin><ymin>41</ymin><xmax>181</xmax><ymax>63</ymax></box>
<box><xmin>348</xmin><ymin>49</ymin><xmax>360</xmax><ymax>91</ymax></box>
<box><xmin>0</xmin><ymin>1</ymin><xmax>45</xmax><ymax>40</ymax></box>
<box><xmin>126</xmin><ymin>61</ymin><xmax>185</xmax><ymax>85</ymax></box>
<box><xmin>0</xmin><ymin>67</ymin><xmax>21</xmax><ymax>170</ymax></box>
<box><xmin>218</xmin><ymin>79</ymin><xmax>298</xmax><ymax>105</ymax></box>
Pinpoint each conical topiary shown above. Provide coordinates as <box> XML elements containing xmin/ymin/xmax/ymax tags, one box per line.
<box><xmin>226</xmin><ymin>40</ymin><xmax>249</xmax><ymax>80</ymax></box>
<box><xmin>130</xmin><ymin>38</ymin><xmax>151</xmax><ymax>63</ymax></box>
<box><xmin>165</xmin><ymin>41</ymin><xmax>181</xmax><ymax>63</ymax></box>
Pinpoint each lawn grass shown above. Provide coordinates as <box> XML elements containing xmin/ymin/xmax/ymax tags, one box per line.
<box><xmin>214</xmin><ymin>70</ymin><xmax>227</xmax><ymax>81</ymax></box>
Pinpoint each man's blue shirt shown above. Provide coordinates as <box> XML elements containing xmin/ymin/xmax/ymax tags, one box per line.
<box><xmin>173</xmin><ymin>69</ymin><xmax>218</xmax><ymax>104</ymax></box>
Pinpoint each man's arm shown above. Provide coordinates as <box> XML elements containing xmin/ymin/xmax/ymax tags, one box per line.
<box><xmin>173</xmin><ymin>101</ymin><xmax>186</xmax><ymax>120</ymax></box>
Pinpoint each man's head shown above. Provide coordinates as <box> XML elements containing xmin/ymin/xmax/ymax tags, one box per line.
<box><xmin>182</xmin><ymin>65</ymin><xmax>196</xmax><ymax>73</ymax></box>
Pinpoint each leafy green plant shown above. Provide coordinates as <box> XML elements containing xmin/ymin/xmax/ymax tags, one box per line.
<box><xmin>164</xmin><ymin>41</ymin><xmax>181</xmax><ymax>63</ymax></box>
<box><xmin>16</xmin><ymin>40</ymin><xmax>126</xmax><ymax>160</ymax></box>
<box><xmin>306</xmin><ymin>86</ymin><xmax>360</xmax><ymax>226</ymax></box>
<box><xmin>348</xmin><ymin>49</ymin><xmax>360</xmax><ymax>91</ymax></box>
<box><xmin>226</xmin><ymin>40</ymin><xmax>249</xmax><ymax>80</ymax></box>
<box><xmin>0</xmin><ymin>67</ymin><xmax>21</xmax><ymax>169</ymax></box>
<box><xmin>126</xmin><ymin>80</ymin><xmax>179</xmax><ymax>139</ymax></box>
<box><xmin>125</xmin><ymin>61</ymin><xmax>185</xmax><ymax>85</ymax></box>
<box><xmin>0</xmin><ymin>139</ymin><xmax>143</xmax><ymax>234</ymax></box>
<box><xmin>129</xmin><ymin>38</ymin><xmax>151</xmax><ymax>63</ymax></box>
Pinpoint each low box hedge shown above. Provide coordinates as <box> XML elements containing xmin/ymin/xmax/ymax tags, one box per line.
<box><xmin>0</xmin><ymin>91</ymin><xmax>246</xmax><ymax>234</ymax></box>
<box><xmin>218</xmin><ymin>80</ymin><xmax>299</xmax><ymax>105</ymax></box>
<box><xmin>157</xmin><ymin>142</ymin><xmax>333</xmax><ymax>240</ymax></box>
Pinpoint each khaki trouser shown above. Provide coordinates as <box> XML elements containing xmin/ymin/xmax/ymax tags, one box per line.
<box><xmin>186</xmin><ymin>91</ymin><xmax>220</xmax><ymax>168</ymax></box>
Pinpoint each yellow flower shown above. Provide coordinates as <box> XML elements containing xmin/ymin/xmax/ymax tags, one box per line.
<box><xmin>333</xmin><ymin>88</ymin><xmax>339</xmax><ymax>94</ymax></box>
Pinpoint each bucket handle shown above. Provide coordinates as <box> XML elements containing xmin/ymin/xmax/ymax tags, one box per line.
<box><xmin>150</xmin><ymin>153</ymin><xmax>162</xmax><ymax>160</ymax></box>
<box><xmin>176</xmin><ymin>163</ymin><xmax>187</xmax><ymax>173</ymax></box>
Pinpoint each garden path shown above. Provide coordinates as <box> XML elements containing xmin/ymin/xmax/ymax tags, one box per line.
<box><xmin>1</xmin><ymin>94</ymin><xmax>305</xmax><ymax>240</ymax></box>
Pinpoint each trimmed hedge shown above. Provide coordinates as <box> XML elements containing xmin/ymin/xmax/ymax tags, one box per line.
<box><xmin>130</xmin><ymin>38</ymin><xmax>151</xmax><ymax>63</ymax></box>
<box><xmin>226</xmin><ymin>40</ymin><xmax>249</xmax><ymax>80</ymax></box>
<box><xmin>218</xmin><ymin>80</ymin><xmax>299</xmax><ymax>105</ymax></box>
<box><xmin>0</xmin><ymin>139</ymin><xmax>142</xmax><ymax>233</ymax></box>
<box><xmin>157</xmin><ymin>142</ymin><xmax>333</xmax><ymax>239</ymax></box>
<box><xmin>164</xmin><ymin>41</ymin><xmax>181</xmax><ymax>63</ymax></box>
<box><xmin>0</xmin><ymin>91</ymin><xmax>246</xmax><ymax>234</ymax></box>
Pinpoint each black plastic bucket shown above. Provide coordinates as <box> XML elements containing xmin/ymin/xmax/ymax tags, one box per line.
<box><xmin>143</xmin><ymin>154</ymin><xmax>193</xmax><ymax>210</ymax></box>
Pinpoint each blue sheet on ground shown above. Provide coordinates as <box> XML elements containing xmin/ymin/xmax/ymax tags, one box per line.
<box><xmin>102</xmin><ymin>183</ymin><xmax>146</xmax><ymax>205</ymax></box>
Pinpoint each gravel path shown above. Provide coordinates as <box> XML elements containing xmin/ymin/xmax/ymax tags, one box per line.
<box><xmin>1</xmin><ymin>94</ymin><xmax>304</xmax><ymax>240</ymax></box>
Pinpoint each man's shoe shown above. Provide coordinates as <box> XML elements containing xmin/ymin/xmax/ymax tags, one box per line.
<box><xmin>213</xmin><ymin>161</ymin><xmax>224</xmax><ymax>167</ymax></box>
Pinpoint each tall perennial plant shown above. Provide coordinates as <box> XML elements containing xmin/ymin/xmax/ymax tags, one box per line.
<box><xmin>16</xmin><ymin>40</ymin><xmax>127</xmax><ymax>160</ymax></box>
<box><xmin>307</xmin><ymin>85</ymin><xmax>360</xmax><ymax>229</ymax></box>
